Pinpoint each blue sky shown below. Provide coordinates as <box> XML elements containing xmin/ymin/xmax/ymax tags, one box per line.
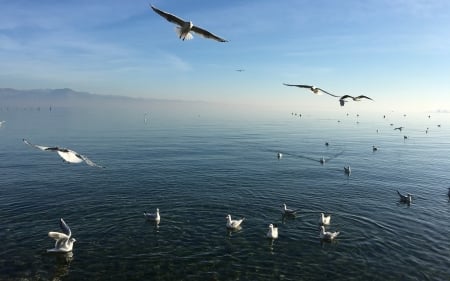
<box><xmin>1</xmin><ymin>0</ymin><xmax>450</xmax><ymax>113</ymax></box>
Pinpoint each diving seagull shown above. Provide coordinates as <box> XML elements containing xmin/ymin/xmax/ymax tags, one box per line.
<box><xmin>339</xmin><ymin>95</ymin><xmax>373</xmax><ymax>106</ymax></box>
<box><xmin>319</xmin><ymin>213</ymin><xmax>331</xmax><ymax>226</ymax></box>
<box><xmin>47</xmin><ymin>218</ymin><xmax>76</xmax><ymax>253</ymax></box>
<box><xmin>144</xmin><ymin>208</ymin><xmax>160</xmax><ymax>223</ymax></box>
<box><xmin>226</xmin><ymin>214</ymin><xmax>244</xmax><ymax>230</ymax></box>
<box><xmin>397</xmin><ymin>190</ymin><xmax>412</xmax><ymax>204</ymax></box>
<box><xmin>319</xmin><ymin>225</ymin><xmax>340</xmax><ymax>241</ymax></box>
<box><xmin>23</xmin><ymin>139</ymin><xmax>104</xmax><ymax>168</ymax></box>
<box><xmin>266</xmin><ymin>224</ymin><xmax>278</xmax><ymax>239</ymax></box>
<box><xmin>283</xmin><ymin>84</ymin><xmax>339</xmax><ymax>97</ymax></box>
<box><xmin>281</xmin><ymin>203</ymin><xmax>298</xmax><ymax>216</ymax></box>
<box><xmin>150</xmin><ymin>5</ymin><xmax>228</xmax><ymax>42</ymax></box>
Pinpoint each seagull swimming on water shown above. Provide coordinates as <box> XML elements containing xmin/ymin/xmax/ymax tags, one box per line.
<box><xmin>319</xmin><ymin>213</ymin><xmax>331</xmax><ymax>225</ymax></box>
<box><xmin>226</xmin><ymin>214</ymin><xmax>244</xmax><ymax>230</ymax></box>
<box><xmin>283</xmin><ymin>84</ymin><xmax>339</xmax><ymax>97</ymax></box>
<box><xmin>281</xmin><ymin>203</ymin><xmax>298</xmax><ymax>216</ymax></box>
<box><xmin>23</xmin><ymin>139</ymin><xmax>104</xmax><ymax>168</ymax></box>
<box><xmin>344</xmin><ymin>166</ymin><xmax>351</xmax><ymax>175</ymax></box>
<box><xmin>144</xmin><ymin>208</ymin><xmax>160</xmax><ymax>223</ymax></box>
<box><xmin>47</xmin><ymin>218</ymin><xmax>76</xmax><ymax>253</ymax></box>
<box><xmin>267</xmin><ymin>224</ymin><xmax>278</xmax><ymax>239</ymax></box>
<box><xmin>319</xmin><ymin>225</ymin><xmax>339</xmax><ymax>241</ymax></box>
<box><xmin>397</xmin><ymin>190</ymin><xmax>412</xmax><ymax>204</ymax></box>
<box><xmin>339</xmin><ymin>95</ymin><xmax>373</xmax><ymax>106</ymax></box>
<box><xmin>150</xmin><ymin>5</ymin><xmax>227</xmax><ymax>42</ymax></box>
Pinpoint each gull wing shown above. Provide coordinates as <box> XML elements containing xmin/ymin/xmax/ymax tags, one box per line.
<box><xmin>23</xmin><ymin>138</ymin><xmax>59</xmax><ymax>151</ymax></box>
<box><xmin>283</xmin><ymin>83</ymin><xmax>311</xmax><ymax>88</ymax></box>
<box><xmin>356</xmin><ymin>95</ymin><xmax>373</xmax><ymax>101</ymax></box>
<box><xmin>339</xmin><ymin>95</ymin><xmax>354</xmax><ymax>101</ymax></box>
<box><xmin>48</xmin><ymin>231</ymin><xmax>70</xmax><ymax>241</ymax></box>
<box><xmin>191</xmin><ymin>26</ymin><xmax>227</xmax><ymax>42</ymax></box>
<box><xmin>150</xmin><ymin>5</ymin><xmax>186</xmax><ymax>26</ymax></box>
<box><xmin>59</xmin><ymin>218</ymin><xmax>72</xmax><ymax>237</ymax></box>
<box><xmin>78</xmin><ymin>153</ymin><xmax>104</xmax><ymax>168</ymax></box>
<box><xmin>316</xmin><ymin>88</ymin><xmax>339</xmax><ymax>97</ymax></box>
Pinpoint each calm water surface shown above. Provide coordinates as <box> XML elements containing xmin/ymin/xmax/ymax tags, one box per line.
<box><xmin>0</xmin><ymin>107</ymin><xmax>449</xmax><ymax>280</ymax></box>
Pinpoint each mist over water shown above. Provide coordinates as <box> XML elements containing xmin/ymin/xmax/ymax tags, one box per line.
<box><xmin>1</xmin><ymin>103</ymin><xmax>449</xmax><ymax>280</ymax></box>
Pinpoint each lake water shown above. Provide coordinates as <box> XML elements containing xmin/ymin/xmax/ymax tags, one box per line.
<box><xmin>1</xmin><ymin>106</ymin><xmax>449</xmax><ymax>280</ymax></box>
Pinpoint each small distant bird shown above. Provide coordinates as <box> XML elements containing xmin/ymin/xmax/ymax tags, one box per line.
<box><xmin>23</xmin><ymin>139</ymin><xmax>104</xmax><ymax>168</ymax></box>
<box><xmin>339</xmin><ymin>95</ymin><xmax>373</xmax><ymax>106</ymax></box>
<box><xmin>277</xmin><ymin>152</ymin><xmax>283</xmax><ymax>159</ymax></box>
<box><xmin>394</xmin><ymin>127</ymin><xmax>404</xmax><ymax>131</ymax></box>
<box><xmin>319</xmin><ymin>213</ymin><xmax>331</xmax><ymax>225</ymax></box>
<box><xmin>150</xmin><ymin>5</ymin><xmax>227</xmax><ymax>42</ymax></box>
<box><xmin>235</xmin><ymin>69</ymin><xmax>245</xmax><ymax>72</ymax></box>
<box><xmin>47</xmin><ymin>218</ymin><xmax>76</xmax><ymax>253</ymax></box>
<box><xmin>404</xmin><ymin>135</ymin><xmax>408</xmax><ymax>140</ymax></box>
<box><xmin>283</xmin><ymin>84</ymin><xmax>339</xmax><ymax>97</ymax></box>
<box><xmin>266</xmin><ymin>224</ymin><xmax>278</xmax><ymax>239</ymax></box>
<box><xmin>144</xmin><ymin>208</ymin><xmax>160</xmax><ymax>223</ymax></box>
<box><xmin>0</xmin><ymin>120</ymin><xmax>5</xmax><ymax>127</ymax></box>
<box><xmin>397</xmin><ymin>190</ymin><xmax>412</xmax><ymax>204</ymax></box>
<box><xmin>344</xmin><ymin>166</ymin><xmax>351</xmax><ymax>175</ymax></box>
<box><xmin>281</xmin><ymin>203</ymin><xmax>298</xmax><ymax>216</ymax></box>
<box><xmin>372</xmin><ymin>145</ymin><xmax>378</xmax><ymax>151</ymax></box>
<box><xmin>437</xmin><ymin>124</ymin><xmax>441</xmax><ymax>128</ymax></box>
<box><xmin>226</xmin><ymin>214</ymin><xmax>244</xmax><ymax>230</ymax></box>
<box><xmin>325</xmin><ymin>142</ymin><xmax>329</xmax><ymax>146</ymax></box>
<box><xmin>319</xmin><ymin>226</ymin><xmax>339</xmax><ymax>241</ymax></box>
<box><xmin>320</xmin><ymin>157</ymin><xmax>325</xmax><ymax>164</ymax></box>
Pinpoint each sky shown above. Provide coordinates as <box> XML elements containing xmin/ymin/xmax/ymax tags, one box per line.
<box><xmin>1</xmin><ymin>0</ymin><xmax>450</xmax><ymax>113</ymax></box>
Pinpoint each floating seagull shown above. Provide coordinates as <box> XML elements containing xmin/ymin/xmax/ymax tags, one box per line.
<box><xmin>373</xmin><ymin>145</ymin><xmax>378</xmax><ymax>151</ymax></box>
<box><xmin>47</xmin><ymin>218</ymin><xmax>76</xmax><ymax>253</ymax></box>
<box><xmin>397</xmin><ymin>190</ymin><xmax>412</xmax><ymax>204</ymax></box>
<box><xmin>394</xmin><ymin>127</ymin><xmax>404</xmax><ymax>131</ymax></box>
<box><xmin>403</xmin><ymin>135</ymin><xmax>408</xmax><ymax>140</ymax></box>
<box><xmin>319</xmin><ymin>225</ymin><xmax>340</xmax><ymax>241</ymax></box>
<box><xmin>339</xmin><ymin>95</ymin><xmax>373</xmax><ymax>106</ymax></box>
<box><xmin>144</xmin><ymin>208</ymin><xmax>160</xmax><ymax>223</ymax></box>
<box><xmin>226</xmin><ymin>214</ymin><xmax>244</xmax><ymax>230</ymax></box>
<box><xmin>277</xmin><ymin>152</ymin><xmax>283</xmax><ymax>159</ymax></box>
<box><xmin>281</xmin><ymin>203</ymin><xmax>298</xmax><ymax>216</ymax></box>
<box><xmin>266</xmin><ymin>224</ymin><xmax>278</xmax><ymax>239</ymax></box>
<box><xmin>325</xmin><ymin>142</ymin><xmax>329</xmax><ymax>146</ymax></box>
<box><xmin>319</xmin><ymin>213</ymin><xmax>331</xmax><ymax>226</ymax></box>
<box><xmin>344</xmin><ymin>166</ymin><xmax>351</xmax><ymax>175</ymax></box>
<box><xmin>283</xmin><ymin>84</ymin><xmax>339</xmax><ymax>97</ymax></box>
<box><xmin>23</xmin><ymin>139</ymin><xmax>104</xmax><ymax>168</ymax></box>
<box><xmin>320</xmin><ymin>157</ymin><xmax>325</xmax><ymax>164</ymax></box>
<box><xmin>150</xmin><ymin>5</ymin><xmax>227</xmax><ymax>42</ymax></box>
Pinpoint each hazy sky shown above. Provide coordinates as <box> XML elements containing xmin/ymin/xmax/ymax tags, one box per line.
<box><xmin>1</xmin><ymin>0</ymin><xmax>449</xmax><ymax>112</ymax></box>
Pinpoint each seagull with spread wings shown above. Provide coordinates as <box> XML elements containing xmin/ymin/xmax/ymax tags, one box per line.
<box><xmin>47</xmin><ymin>218</ymin><xmax>76</xmax><ymax>253</ymax></box>
<box><xmin>150</xmin><ymin>5</ymin><xmax>227</xmax><ymax>42</ymax></box>
<box><xmin>283</xmin><ymin>84</ymin><xmax>339</xmax><ymax>97</ymax></box>
<box><xmin>23</xmin><ymin>139</ymin><xmax>104</xmax><ymax>168</ymax></box>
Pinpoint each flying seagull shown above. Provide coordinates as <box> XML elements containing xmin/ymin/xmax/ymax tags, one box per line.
<box><xmin>226</xmin><ymin>214</ymin><xmax>245</xmax><ymax>230</ymax></box>
<box><xmin>283</xmin><ymin>84</ymin><xmax>339</xmax><ymax>97</ymax></box>
<box><xmin>150</xmin><ymin>5</ymin><xmax>227</xmax><ymax>42</ymax></box>
<box><xmin>47</xmin><ymin>218</ymin><xmax>76</xmax><ymax>253</ymax></box>
<box><xmin>23</xmin><ymin>139</ymin><xmax>104</xmax><ymax>168</ymax></box>
<box><xmin>319</xmin><ymin>213</ymin><xmax>331</xmax><ymax>226</ymax></box>
<box><xmin>394</xmin><ymin>126</ymin><xmax>404</xmax><ymax>131</ymax></box>
<box><xmin>339</xmin><ymin>95</ymin><xmax>373</xmax><ymax>106</ymax></box>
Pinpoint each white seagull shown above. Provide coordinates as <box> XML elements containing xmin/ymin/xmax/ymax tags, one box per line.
<box><xmin>144</xmin><ymin>208</ymin><xmax>160</xmax><ymax>223</ymax></box>
<box><xmin>266</xmin><ymin>224</ymin><xmax>278</xmax><ymax>239</ymax></box>
<box><xmin>0</xmin><ymin>120</ymin><xmax>5</xmax><ymax>127</ymax></box>
<box><xmin>319</xmin><ymin>213</ymin><xmax>331</xmax><ymax>225</ymax></box>
<box><xmin>397</xmin><ymin>190</ymin><xmax>412</xmax><ymax>204</ymax></box>
<box><xmin>277</xmin><ymin>152</ymin><xmax>283</xmax><ymax>159</ymax></box>
<box><xmin>23</xmin><ymin>139</ymin><xmax>104</xmax><ymax>168</ymax></box>
<box><xmin>283</xmin><ymin>84</ymin><xmax>339</xmax><ymax>97</ymax></box>
<box><xmin>339</xmin><ymin>95</ymin><xmax>373</xmax><ymax>106</ymax></box>
<box><xmin>47</xmin><ymin>218</ymin><xmax>76</xmax><ymax>253</ymax></box>
<box><xmin>226</xmin><ymin>214</ymin><xmax>244</xmax><ymax>230</ymax></box>
<box><xmin>281</xmin><ymin>203</ymin><xmax>298</xmax><ymax>216</ymax></box>
<box><xmin>319</xmin><ymin>225</ymin><xmax>340</xmax><ymax>241</ymax></box>
<box><xmin>150</xmin><ymin>5</ymin><xmax>228</xmax><ymax>42</ymax></box>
